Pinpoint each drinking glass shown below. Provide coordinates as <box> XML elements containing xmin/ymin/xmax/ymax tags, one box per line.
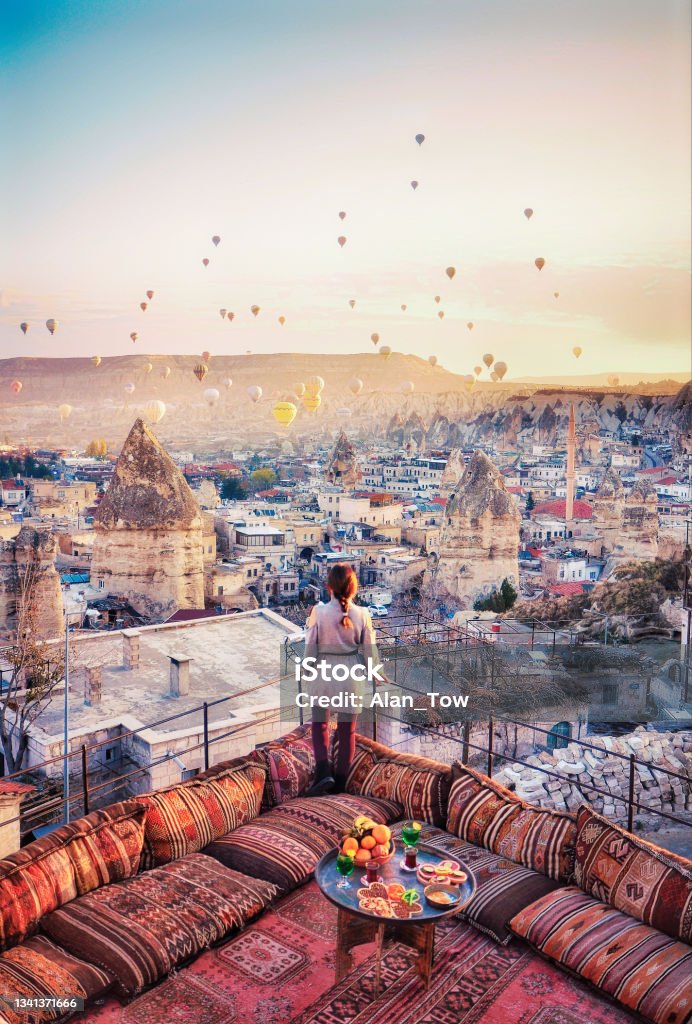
<box><xmin>336</xmin><ymin>852</ymin><xmax>355</xmax><ymax>889</ymax></box>
<box><xmin>400</xmin><ymin>820</ymin><xmax>422</xmax><ymax>871</ymax></box>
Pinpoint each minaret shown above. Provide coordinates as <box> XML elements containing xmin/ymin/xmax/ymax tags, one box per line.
<box><xmin>565</xmin><ymin>403</ymin><xmax>576</xmax><ymax>522</ymax></box>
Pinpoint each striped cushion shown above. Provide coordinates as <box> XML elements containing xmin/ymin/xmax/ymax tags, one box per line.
<box><xmin>64</xmin><ymin>803</ymin><xmax>146</xmax><ymax>895</ymax></box>
<box><xmin>0</xmin><ymin>935</ymin><xmax>113</xmax><ymax>1024</ymax></box>
<box><xmin>139</xmin><ymin>762</ymin><xmax>266</xmax><ymax>868</ymax></box>
<box><xmin>203</xmin><ymin>793</ymin><xmax>402</xmax><ymax>892</ymax></box>
<box><xmin>575</xmin><ymin>805</ymin><xmax>692</xmax><ymax>943</ymax></box>
<box><xmin>41</xmin><ymin>853</ymin><xmax>279</xmax><ymax>999</ymax></box>
<box><xmin>406</xmin><ymin>824</ymin><xmax>559</xmax><ymax>945</ymax></box>
<box><xmin>346</xmin><ymin>736</ymin><xmax>452</xmax><ymax>827</ymax></box>
<box><xmin>447</xmin><ymin>762</ymin><xmax>577</xmax><ymax>882</ymax></box>
<box><xmin>509</xmin><ymin>886</ymin><xmax>692</xmax><ymax>1024</ymax></box>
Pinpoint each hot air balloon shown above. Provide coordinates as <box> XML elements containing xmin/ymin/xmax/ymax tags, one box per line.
<box><xmin>250</xmin><ymin>305</ymin><xmax>260</xmax><ymax>317</ymax></box>
<box><xmin>379</xmin><ymin>346</ymin><xmax>392</xmax><ymax>360</ymax></box>
<box><xmin>572</xmin><ymin>346</ymin><xmax>583</xmax><ymax>359</ymax></box>
<box><xmin>428</xmin><ymin>355</ymin><xmax>437</xmax><ymax>367</ymax></box>
<box><xmin>370</xmin><ymin>333</ymin><xmax>380</xmax><ymax>345</ymax></box>
<box><xmin>524</xmin><ymin>208</ymin><xmax>533</xmax><ymax>220</ymax></box>
<box><xmin>10</xmin><ymin>380</ymin><xmax>22</xmax><ymax>394</ymax></box>
<box><xmin>193</xmin><ymin>363</ymin><xmax>209</xmax><ymax>383</ymax></box>
<box><xmin>227</xmin><ymin>312</ymin><xmax>235</xmax><ymax>321</ymax></box>
<box><xmin>223</xmin><ymin>377</ymin><xmax>233</xmax><ymax>389</ymax></box>
<box><xmin>410</xmin><ymin>180</ymin><xmax>419</xmax><ymax>190</ymax></box>
<box><xmin>123</xmin><ymin>383</ymin><xmax>135</xmax><ymax>395</ymax></box>
<box><xmin>336</xmin><ymin>407</ymin><xmax>352</xmax><ymax>418</ymax></box>
<box><xmin>294</xmin><ymin>382</ymin><xmax>306</xmax><ymax>398</ymax></box>
<box><xmin>204</xmin><ymin>388</ymin><xmax>220</xmax><ymax>407</ymax></box>
<box><xmin>349</xmin><ymin>299</ymin><xmax>356</xmax><ymax>309</ymax></box>
<box><xmin>400</xmin><ymin>381</ymin><xmax>414</xmax><ymax>395</ymax></box>
<box><xmin>46</xmin><ymin>319</ymin><xmax>58</xmax><ymax>335</ymax></box>
<box><xmin>401</xmin><ymin>304</ymin><xmax>407</xmax><ymax>311</ymax></box>
<box><xmin>349</xmin><ymin>377</ymin><xmax>363</xmax><ymax>396</ymax></box>
<box><xmin>146</xmin><ymin>290</ymin><xmax>154</xmax><ymax>300</ymax></box>
<box><xmin>554</xmin><ymin>292</ymin><xmax>560</xmax><ymax>299</ymax></box>
<box><xmin>467</xmin><ymin>322</ymin><xmax>474</xmax><ymax>331</ymax></box>
<box><xmin>212</xmin><ymin>235</ymin><xmax>221</xmax><ymax>246</ymax></box>
<box><xmin>144</xmin><ymin>400</ymin><xmax>166</xmax><ymax>424</ymax></box>
<box><xmin>247</xmin><ymin>385</ymin><xmax>262</xmax><ymax>403</ymax></box>
<box><xmin>58</xmin><ymin>403</ymin><xmax>72</xmax><ymax>421</ymax></box>
<box><xmin>338</xmin><ymin>211</ymin><xmax>346</xmax><ymax>220</ymax></box>
<box><xmin>463</xmin><ymin>375</ymin><xmax>474</xmax><ymax>392</ymax></box>
<box><xmin>490</xmin><ymin>371</ymin><xmax>499</xmax><ymax>382</ymax></box>
<box><xmin>140</xmin><ymin>302</ymin><xmax>148</xmax><ymax>311</ymax></box>
<box><xmin>302</xmin><ymin>393</ymin><xmax>321</xmax><ymax>414</ymax></box>
<box><xmin>434</xmin><ymin>295</ymin><xmax>441</xmax><ymax>304</ymax></box>
<box><xmin>278</xmin><ymin>315</ymin><xmax>286</xmax><ymax>325</ymax></box>
<box><xmin>20</xmin><ymin>322</ymin><xmax>29</xmax><ymax>335</ymax></box>
<box><xmin>474</xmin><ymin>365</ymin><xmax>482</xmax><ymax>376</ymax></box>
<box><xmin>130</xmin><ymin>332</ymin><xmax>138</xmax><ymax>343</ymax></box>
<box><xmin>201</xmin><ymin>351</ymin><xmax>211</xmax><ymax>362</ymax></box>
<box><xmin>272</xmin><ymin>401</ymin><xmax>297</xmax><ymax>427</ymax></box>
<box><xmin>306</xmin><ymin>375</ymin><xmax>325</xmax><ymax>396</ymax></box>
<box><xmin>92</xmin><ymin>355</ymin><xmax>101</xmax><ymax>367</ymax></box>
<box><xmin>219</xmin><ymin>309</ymin><xmax>227</xmax><ymax>319</ymax></box>
<box><xmin>445</xmin><ymin>267</ymin><xmax>456</xmax><ymax>280</ymax></box>
<box><xmin>535</xmin><ymin>258</ymin><xmax>545</xmax><ymax>271</ymax></box>
<box><xmin>337</xmin><ymin>236</ymin><xmax>347</xmax><ymax>248</ymax></box>
<box><xmin>202</xmin><ymin>258</ymin><xmax>209</xmax><ymax>267</ymax></box>
<box><xmin>143</xmin><ymin>362</ymin><xmax>153</xmax><ymax>374</ymax></box>
<box><xmin>415</xmin><ymin>133</ymin><xmax>425</xmax><ymax>145</ymax></box>
<box><xmin>494</xmin><ymin>361</ymin><xmax>508</xmax><ymax>380</ymax></box>
<box><xmin>437</xmin><ymin>311</ymin><xmax>445</xmax><ymax>319</ymax></box>
<box><xmin>161</xmin><ymin>367</ymin><xmax>171</xmax><ymax>379</ymax></box>
<box><xmin>483</xmin><ymin>353</ymin><xmax>494</xmax><ymax>368</ymax></box>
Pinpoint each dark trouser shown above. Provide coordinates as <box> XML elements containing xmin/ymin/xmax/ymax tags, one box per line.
<box><xmin>311</xmin><ymin>708</ymin><xmax>357</xmax><ymax>791</ymax></box>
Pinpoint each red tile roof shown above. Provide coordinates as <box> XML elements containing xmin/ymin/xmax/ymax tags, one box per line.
<box><xmin>0</xmin><ymin>480</ymin><xmax>23</xmax><ymax>490</ymax></box>
<box><xmin>0</xmin><ymin>780</ymin><xmax>35</xmax><ymax>796</ymax></box>
<box><xmin>656</xmin><ymin>477</ymin><xmax>679</xmax><ymax>486</ymax></box>
<box><xmin>547</xmin><ymin>582</ymin><xmax>588</xmax><ymax>596</ymax></box>
<box><xmin>533</xmin><ymin>498</ymin><xmax>594</xmax><ymax>519</ymax></box>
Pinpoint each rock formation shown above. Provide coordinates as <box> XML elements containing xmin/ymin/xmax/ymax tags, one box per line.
<box><xmin>439</xmin><ymin>449</ymin><xmax>465</xmax><ymax>496</ymax></box>
<box><xmin>432</xmin><ymin>450</ymin><xmax>521</xmax><ymax>608</ymax></box>
<box><xmin>324</xmin><ymin>430</ymin><xmax>360</xmax><ymax>488</ymax></box>
<box><xmin>0</xmin><ymin>526</ymin><xmax>63</xmax><ymax>640</ymax></box>
<box><xmin>91</xmin><ymin>419</ymin><xmax>204</xmax><ymax>621</ymax></box>
<box><xmin>591</xmin><ymin>468</ymin><xmax>625</xmax><ymax>550</ymax></box>
<box><xmin>620</xmin><ymin>479</ymin><xmax>659</xmax><ymax>558</ymax></box>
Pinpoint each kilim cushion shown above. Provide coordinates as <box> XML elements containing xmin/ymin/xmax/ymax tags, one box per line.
<box><xmin>574</xmin><ymin>804</ymin><xmax>692</xmax><ymax>943</ymax></box>
<box><xmin>345</xmin><ymin>735</ymin><xmax>452</xmax><ymax>827</ymax></box>
<box><xmin>139</xmin><ymin>762</ymin><xmax>266</xmax><ymax>869</ymax></box>
<box><xmin>446</xmin><ymin>762</ymin><xmax>577</xmax><ymax>882</ymax></box>
<box><xmin>63</xmin><ymin>803</ymin><xmax>146</xmax><ymax>896</ymax></box>
<box><xmin>405</xmin><ymin>823</ymin><xmax>560</xmax><ymax>945</ymax></box>
<box><xmin>41</xmin><ymin>853</ymin><xmax>279</xmax><ymax>999</ymax></box>
<box><xmin>509</xmin><ymin>886</ymin><xmax>692</xmax><ymax>1024</ymax></box>
<box><xmin>0</xmin><ymin>935</ymin><xmax>114</xmax><ymax>1024</ymax></box>
<box><xmin>203</xmin><ymin>793</ymin><xmax>402</xmax><ymax>892</ymax></box>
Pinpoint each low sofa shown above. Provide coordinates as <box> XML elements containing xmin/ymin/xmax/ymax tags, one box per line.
<box><xmin>0</xmin><ymin>726</ymin><xmax>689</xmax><ymax>1024</ymax></box>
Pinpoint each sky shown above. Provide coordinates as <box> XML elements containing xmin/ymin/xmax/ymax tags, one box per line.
<box><xmin>1</xmin><ymin>0</ymin><xmax>690</xmax><ymax>380</ymax></box>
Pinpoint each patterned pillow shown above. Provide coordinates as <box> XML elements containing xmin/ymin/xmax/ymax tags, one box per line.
<box><xmin>345</xmin><ymin>736</ymin><xmax>451</xmax><ymax>827</ymax></box>
<box><xmin>0</xmin><ymin>935</ymin><xmax>114</xmax><ymax>1024</ymax></box>
<box><xmin>64</xmin><ymin>803</ymin><xmax>146</xmax><ymax>895</ymax></box>
<box><xmin>509</xmin><ymin>886</ymin><xmax>692</xmax><ymax>1024</ymax></box>
<box><xmin>344</xmin><ymin>740</ymin><xmax>378</xmax><ymax>794</ymax></box>
<box><xmin>447</xmin><ymin>762</ymin><xmax>577</xmax><ymax>882</ymax></box>
<box><xmin>263</xmin><ymin>736</ymin><xmax>317</xmax><ymax>806</ymax></box>
<box><xmin>139</xmin><ymin>762</ymin><xmax>266</xmax><ymax>869</ymax></box>
<box><xmin>0</xmin><ymin>845</ymin><xmax>78</xmax><ymax>951</ymax></box>
<box><xmin>41</xmin><ymin>853</ymin><xmax>279</xmax><ymax>999</ymax></box>
<box><xmin>574</xmin><ymin>805</ymin><xmax>692</xmax><ymax>943</ymax></box>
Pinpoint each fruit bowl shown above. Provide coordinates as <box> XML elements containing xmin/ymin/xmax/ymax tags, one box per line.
<box><xmin>340</xmin><ymin>817</ymin><xmax>395</xmax><ymax>869</ymax></box>
<box><xmin>371</xmin><ymin>837</ymin><xmax>396</xmax><ymax>865</ymax></box>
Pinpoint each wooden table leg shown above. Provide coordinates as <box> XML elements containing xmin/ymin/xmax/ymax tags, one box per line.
<box><xmin>374</xmin><ymin>923</ymin><xmax>384</xmax><ymax>997</ymax></box>
<box><xmin>336</xmin><ymin>907</ymin><xmax>379</xmax><ymax>983</ymax></box>
<box><xmin>415</xmin><ymin>921</ymin><xmax>435</xmax><ymax>988</ymax></box>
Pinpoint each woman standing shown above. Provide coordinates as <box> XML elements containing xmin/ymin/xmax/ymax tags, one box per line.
<box><xmin>303</xmin><ymin>564</ymin><xmax>380</xmax><ymax>794</ymax></box>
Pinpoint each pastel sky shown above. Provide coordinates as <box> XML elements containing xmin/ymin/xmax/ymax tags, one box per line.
<box><xmin>1</xmin><ymin>0</ymin><xmax>690</xmax><ymax>379</ymax></box>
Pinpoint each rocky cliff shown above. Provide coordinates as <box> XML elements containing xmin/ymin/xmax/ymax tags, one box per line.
<box><xmin>0</xmin><ymin>526</ymin><xmax>64</xmax><ymax>640</ymax></box>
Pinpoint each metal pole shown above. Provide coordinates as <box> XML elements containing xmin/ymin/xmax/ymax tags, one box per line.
<box><xmin>203</xmin><ymin>703</ymin><xmax>209</xmax><ymax>770</ymax></box>
<box><xmin>64</xmin><ymin>617</ymin><xmax>70</xmax><ymax>824</ymax></box>
<box><xmin>462</xmin><ymin>720</ymin><xmax>470</xmax><ymax>764</ymax></box>
<box><xmin>487</xmin><ymin>717</ymin><xmax>494</xmax><ymax>777</ymax></box>
<box><xmin>627</xmin><ymin>754</ymin><xmax>636</xmax><ymax>832</ymax></box>
<box><xmin>81</xmin><ymin>744</ymin><xmax>89</xmax><ymax>815</ymax></box>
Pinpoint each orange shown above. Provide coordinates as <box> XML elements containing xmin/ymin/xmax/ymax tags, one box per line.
<box><xmin>360</xmin><ymin>835</ymin><xmax>376</xmax><ymax>850</ymax></box>
<box><xmin>354</xmin><ymin>848</ymin><xmax>371</xmax><ymax>865</ymax></box>
<box><xmin>371</xmin><ymin>824</ymin><xmax>391</xmax><ymax>845</ymax></box>
<box><xmin>342</xmin><ymin>837</ymin><xmax>359</xmax><ymax>856</ymax></box>
<box><xmin>371</xmin><ymin>843</ymin><xmax>389</xmax><ymax>860</ymax></box>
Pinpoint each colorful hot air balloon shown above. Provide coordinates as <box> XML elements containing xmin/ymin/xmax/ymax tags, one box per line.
<box><xmin>467</xmin><ymin>322</ymin><xmax>474</xmax><ymax>331</ymax></box>
<box><xmin>337</xmin><ymin>236</ymin><xmax>347</xmax><ymax>248</ymax></box>
<box><xmin>572</xmin><ymin>346</ymin><xmax>583</xmax><ymax>359</ymax></box>
<box><xmin>535</xmin><ymin>258</ymin><xmax>545</xmax><ymax>271</ymax></box>
<box><xmin>410</xmin><ymin>180</ymin><xmax>419</xmax><ymax>190</ymax></box>
<box><xmin>193</xmin><ymin>363</ymin><xmax>208</xmax><ymax>383</ymax></box>
<box><xmin>58</xmin><ymin>403</ymin><xmax>72</xmax><ymax>421</ymax></box>
<box><xmin>524</xmin><ymin>208</ymin><xmax>533</xmax><ymax>220</ymax></box>
<box><xmin>92</xmin><ymin>355</ymin><xmax>101</xmax><ymax>367</ymax></box>
<box><xmin>494</xmin><ymin>361</ymin><xmax>508</xmax><ymax>380</ymax></box>
<box><xmin>161</xmin><ymin>367</ymin><xmax>171</xmax><ymax>379</ymax></box>
<box><xmin>306</xmin><ymin>375</ymin><xmax>325</xmax><ymax>396</ymax></box>
<box><xmin>144</xmin><ymin>400</ymin><xmax>166</xmax><ymax>424</ymax></box>
<box><xmin>46</xmin><ymin>319</ymin><xmax>58</xmax><ymax>335</ymax></box>
<box><xmin>445</xmin><ymin>267</ymin><xmax>456</xmax><ymax>280</ymax></box>
<box><xmin>302</xmin><ymin>393</ymin><xmax>321</xmax><ymax>414</ymax></box>
<box><xmin>370</xmin><ymin>333</ymin><xmax>380</xmax><ymax>345</ymax></box>
<box><xmin>437</xmin><ymin>311</ymin><xmax>445</xmax><ymax>319</ymax></box>
<box><xmin>140</xmin><ymin>302</ymin><xmax>148</xmax><ymax>311</ymax></box>
<box><xmin>20</xmin><ymin>322</ymin><xmax>29</xmax><ymax>335</ymax></box>
<box><xmin>227</xmin><ymin>312</ymin><xmax>235</xmax><ymax>321</ymax></box>
<box><xmin>554</xmin><ymin>292</ymin><xmax>560</xmax><ymax>299</ymax></box>
<box><xmin>212</xmin><ymin>235</ymin><xmax>221</xmax><ymax>246</ymax></box>
<box><xmin>202</xmin><ymin>258</ymin><xmax>209</xmax><ymax>267</ymax></box>
<box><xmin>490</xmin><ymin>370</ymin><xmax>499</xmax><ymax>382</ymax></box>
<box><xmin>123</xmin><ymin>383</ymin><xmax>135</xmax><ymax>395</ymax></box>
<box><xmin>379</xmin><ymin>346</ymin><xmax>392</xmax><ymax>360</ymax></box>
<box><xmin>204</xmin><ymin>388</ymin><xmax>220</xmax><ymax>407</ymax></box>
<box><xmin>294</xmin><ymin>382</ymin><xmax>306</xmax><ymax>397</ymax></box>
<box><xmin>201</xmin><ymin>351</ymin><xmax>211</xmax><ymax>362</ymax></box>
<box><xmin>146</xmin><ymin>290</ymin><xmax>154</xmax><ymax>300</ymax></box>
<box><xmin>223</xmin><ymin>377</ymin><xmax>233</xmax><ymax>389</ymax></box>
<box><xmin>278</xmin><ymin>315</ymin><xmax>286</xmax><ymax>325</ymax></box>
<box><xmin>463</xmin><ymin>374</ymin><xmax>474</xmax><ymax>392</ymax></box>
<box><xmin>272</xmin><ymin>401</ymin><xmax>297</xmax><ymax>427</ymax></box>
<box><xmin>434</xmin><ymin>295</ymin><xmax>441</xmax><ymax>304</ymax></box>
<box><xmin>349</xmin><ymin>299</ymin><xmax>356</xmax><ymax>309</ymax></box>
<box><xmin>400</xmin><ymin>381</ymin><xmax>414</xmax><ymax>395</ymax></box>
<box><xmin>143</xmin><ymin>362</ymin><xmax>153</xmax><ymax>374</ymax></box>
<box><xmin>349</xmin><ymin>377</ymin><xmax>363</xmax><ymax>396</ymax></box>
<box><xmin>250</xmin><ymin>305</ymin><xmax>260</xmax><ymax>317</ymax></box>
<box><xmin>483</xmin><ymin>353</ymin><xmax>494</xmax><ymax>368</ymax></box>
<box><xmin>401</xmin><ymin>304</ymin><xmax>407</xmax><ymax>311</ymax></box>
<box><xmin>219</xmin><ymin>308</ymin><xmax>227</xmax><ymax>319</ymax></box>
<box><xmin>130</xmin><ymin>332</ymin><xmax>138</xmax><ymax>343</ymax></box>
<box><xmin>247</xmin><ymin>385</ymin><xmax>262</xmax><ymax>403</ymax></box>
<box><xmin>428</xmin><ymin>355</ymin><xmax>437</xmax><ymax>367</ymax></box>
<box><xmin>415</xmin><ymin>133</ymin><xmax>425</xmax><ymax>145</ymax></box>
<box><xmin>338</xmin><ymin>211</ymin><xmax>346</xmax><ymax>220</ymax></box>
<box><xmin>10</xmin><ymin>380</ymin><xmax>22</xmax><ymax>394</ymax></box>
<box><xmin>474</xmin><ymin>365</ymin><xmax>482</xmax><ymax>376</ymax></box>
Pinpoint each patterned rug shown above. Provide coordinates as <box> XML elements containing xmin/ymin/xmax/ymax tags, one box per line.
<box><xmin>81</xmin><ymin>881</ymin><xmax>637</xmax><ymax>1024</ymax></box>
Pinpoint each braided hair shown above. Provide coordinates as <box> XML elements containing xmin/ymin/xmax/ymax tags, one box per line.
<box><xmin>327</xmin><ymin>563</ymin><xmax>358</xmax><ymax>629</ymax></box>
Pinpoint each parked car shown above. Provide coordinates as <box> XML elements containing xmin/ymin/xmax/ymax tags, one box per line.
<box><xmin>368</xmin><ymin>604</ymin><xmax>389</xmax><ymax>618</ymax></box>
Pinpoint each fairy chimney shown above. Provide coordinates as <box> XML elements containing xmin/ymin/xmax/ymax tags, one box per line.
<box><xmin>325</xmin><ymin>430</ymin><xmax>360</xmax><ymax>489</ymax></box>
<box><xmin>0</xmin><ymin>526</ymin><xmax>64</xmax><ymax>640</ymax></box>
